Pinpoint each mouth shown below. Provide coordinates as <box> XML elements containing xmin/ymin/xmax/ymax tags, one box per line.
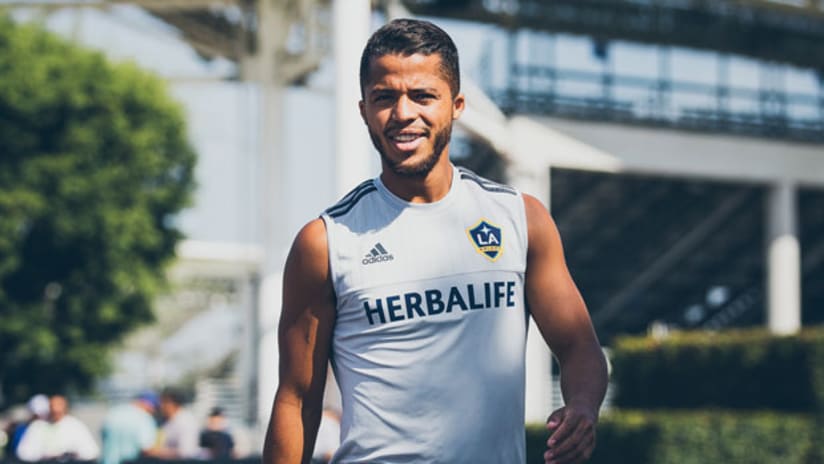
<box><xmin>387</xmin><ymin>130</ymin><xmax>427</xmax><ymax>153</ymax></box>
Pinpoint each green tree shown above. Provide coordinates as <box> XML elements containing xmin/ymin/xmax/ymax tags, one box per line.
<box><xmin>0</xmin><ymin>17</ymin><xmax>196</xmax><ymax>406</ymax></box>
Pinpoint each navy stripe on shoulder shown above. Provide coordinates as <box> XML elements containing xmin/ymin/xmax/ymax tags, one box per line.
<box><xmin>457</xmin><ymin>167</ymin><xmax>517</xmax><ymax>195</ymax></box>
<box><xmin>326</xmin><ymin>185</ymin><xmax>378</xmax><ymax>218</ymax></box>
<box><xmin>326</xmin><ymin>180</ymin><xmax>375</xmax><ymax>214</ymax></box>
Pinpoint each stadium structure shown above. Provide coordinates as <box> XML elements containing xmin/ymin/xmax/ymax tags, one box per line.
<box><xmin>5</xmin><ymin>0</ymin><xmax>824</xmax><ymax>445</ymax></box>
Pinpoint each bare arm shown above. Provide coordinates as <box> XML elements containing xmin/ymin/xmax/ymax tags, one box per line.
<box><xmin>262</xmin><ymin>218</ymin><xmax>336</xmax><ymax>464</ymax></box>
<box><xmin>523</xmin><ymin>194</ymin><xmax>608</xmax><ymax>464</ymax></box>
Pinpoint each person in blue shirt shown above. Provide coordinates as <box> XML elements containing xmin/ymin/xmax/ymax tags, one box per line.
<box><xmin>101</xmin><ymin>392</ymin><xmax>159</xmax><ymax>464</ymax></box>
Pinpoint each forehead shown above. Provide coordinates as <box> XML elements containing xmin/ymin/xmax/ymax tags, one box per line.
<box><xmin>364</xmin><ymin>53</ymin><xmax>449</xmax><ymax>91</ymax></box>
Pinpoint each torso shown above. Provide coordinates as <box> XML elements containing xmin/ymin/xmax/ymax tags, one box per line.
<box><xmin>322</xmin><ymin>165</ymin><xmax>529</xmax><ymax>463</ymax></box>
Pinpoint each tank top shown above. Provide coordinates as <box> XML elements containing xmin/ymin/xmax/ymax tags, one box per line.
<box><xmin>321</xmin><ymin>164</ymin><xmax>529</xmax><ymax>463</ymax></box>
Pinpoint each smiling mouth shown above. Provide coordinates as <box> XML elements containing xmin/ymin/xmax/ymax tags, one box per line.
<box><xmin>387</xmin><ymin>131</ymin><xmax>427</xmax><ymax>152</ymax></box>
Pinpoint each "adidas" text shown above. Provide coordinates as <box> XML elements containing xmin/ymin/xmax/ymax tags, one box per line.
<box><xmin>362</xmin><ymin>242</ymin><xmax>394</xmax><ymax>265</ymax></box>
<box><xmin>362</xmin><ymin>254</ymin><xmax>394</xmax><ymax>265</ymax></box>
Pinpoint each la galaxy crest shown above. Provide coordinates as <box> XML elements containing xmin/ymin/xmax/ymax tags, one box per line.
<box><xmin>466</xmin><ymin>219</ymin><xmax>503</xmax><ymax>262</ymax></box>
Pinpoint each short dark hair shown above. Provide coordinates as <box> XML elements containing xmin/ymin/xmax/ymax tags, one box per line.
<box><xmin>160</xmin><ymin>387</ymin><xmax>186</xmax><ymax>405</ymax></box>
<box><xmin>359</xmin><ymin>18</ymin><xmax>460</xmax><ymax>98</ymax></box>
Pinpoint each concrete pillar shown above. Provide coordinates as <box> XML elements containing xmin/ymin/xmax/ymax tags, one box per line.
<box><xmin>506</xmin><ymin>162</ymin><xmax>554</xmax><ymax>423</ymax></box>
<box><xmin>249</xmin><ymin>0</ymin><xmax>289</xmax><ymax>430</ymax></box>
<box><xmin>766</xmin><ymin>181</ymin><xmax>801</xmax><ymax>335</ymax></box>
<box><xmin>239</xmin><ymin>272</ymin><xmax>259</xmax><ymax>425</ymax></box>
<box><xmin>333</xmin><ymin>0</ymin><xmax>373</xmax><ymax>196</ymax></box>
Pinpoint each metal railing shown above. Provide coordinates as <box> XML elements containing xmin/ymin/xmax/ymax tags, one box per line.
<box><xmin>486</xmin><ymin>64</ymin><xmax>824</xmax><ymax>143</ymax></box>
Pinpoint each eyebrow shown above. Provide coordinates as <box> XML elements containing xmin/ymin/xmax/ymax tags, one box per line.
<box><xmin>410</xmin><ymin>88</ymin><xmax>441</xmax><ymax>94</ymax></box>
<box><xmin>368</xmin><ymin>86</ymin><xmax>442</xmax><ymax>94</ymax></box>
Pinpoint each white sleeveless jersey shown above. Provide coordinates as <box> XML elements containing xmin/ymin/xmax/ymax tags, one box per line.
<box><xmin>321</xmin><ymin>165</ymin><xmax>529</xmax><ymax>463</ymax></box>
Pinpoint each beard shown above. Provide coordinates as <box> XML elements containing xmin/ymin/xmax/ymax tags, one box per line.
<box><xmin>368</xmin><ymin>124</ymin><xmax>452</xmax><ymax>178</ymax></box>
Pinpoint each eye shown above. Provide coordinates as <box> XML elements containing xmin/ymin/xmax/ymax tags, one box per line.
<box><xmin>371</xmin><ymin>93</ymin><xmax>394</xmax><ymax>104</ymax></box>
<box><xmin>413</xmin><ymin>93</ymin><xmax>436</xmax><ymax>103</ymax></box>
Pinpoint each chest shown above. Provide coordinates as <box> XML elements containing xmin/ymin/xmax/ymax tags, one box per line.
<box><xmin>329</xmin><ymin>201</ymin><xmax>525</xmax><ymax>297</ymax></box>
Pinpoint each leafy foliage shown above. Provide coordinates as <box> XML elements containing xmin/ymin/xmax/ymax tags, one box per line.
<box><xmin>525</xmin><ymin>328</ymin><xmax>824</xmax><ymax>462</ymax></box>
<box><xmin>527</xmin><ymin>411</ymin><xmax>822</xmax><ymax>464</ymax></box>
<box><xmin>0</xmin><ymin>17</ymin><xmax>195</xmax><ymax>405</ymax></box>
<box><xmin>609</xmin><ymin>327</ymin><xmax>824</xmax><ymax>412</ymax></box>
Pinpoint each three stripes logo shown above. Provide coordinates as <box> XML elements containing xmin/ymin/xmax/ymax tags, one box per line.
<box><xmin>362</xmin><ymin>242</ymin><xmax>394</xmax><ymax>265</ymax></box>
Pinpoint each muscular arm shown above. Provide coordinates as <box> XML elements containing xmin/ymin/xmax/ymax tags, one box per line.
<box><xmin>263</xmin><ymin>218</ymin><xmax>336</xmax><ymax>464</ymax></box>
<box><xmin>523</xmin><ymin>194</ymin><xmax>608</xmax><ymax>464</ymax></box>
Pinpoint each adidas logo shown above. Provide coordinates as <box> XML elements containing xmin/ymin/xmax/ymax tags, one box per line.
<box><xmin>362</xmin><ymin>242</ymin><xmax>394</xmax><ymax>265</ymax></box>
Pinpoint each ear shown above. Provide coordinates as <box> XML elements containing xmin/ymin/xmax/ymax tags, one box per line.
<box><xmin>359</xmin><ymin>100</ymin><xmax>367</xmax><ymax>125</ymax></box>
<box><xmin>452</xmin><ymin>92</ymin><xmax>465</xmax><ymax>120</ymax></box>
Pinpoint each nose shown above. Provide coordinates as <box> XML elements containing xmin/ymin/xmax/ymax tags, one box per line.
<box><xmin>390</xmin><ymin>95</ymin><xmax>416</xmax><ymax>122</ymax></box>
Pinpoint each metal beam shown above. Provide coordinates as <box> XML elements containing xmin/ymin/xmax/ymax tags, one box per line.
<box><xmin>594</xmin><ymin>189</ymin><xmax>752</xmax><ymax>327</ymax></box>
<box><xmin>0</xmin><ymin>0</ymin><xmax>238</xmax><ymax>10</ymax></box>
<box><xmin>401</xmin><ymin>0</ymin><xmax>824</xmax><ymax>72</ymax></box>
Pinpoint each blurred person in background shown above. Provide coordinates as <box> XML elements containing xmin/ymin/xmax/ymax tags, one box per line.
<box><xmin>144</xmin><ymin>388</ymin><xmax>199</xmax><ymax>459</ymax></box>
<box><xmin>263</xmin><ymin>18</ymin><xmax>607</xmax><ymax>464</ymax></box>
<box><xmin>198</xmin><ymin>407</ymin><xmax>234</xmax><ymax>460</ymax></box>
<box><xmin>4</xmin><ymin>394</ymin><xmax>49</xmax><ymax>459</ymax></box>
<box><xmin>100</xmin><ymin>391</ymin><xmax>160</xmax><ymax>464</ymax></box>
<box><xmin>16</xmin><ymin>394</ymin><xmax>99</xmax><ymax>462</ymax></box>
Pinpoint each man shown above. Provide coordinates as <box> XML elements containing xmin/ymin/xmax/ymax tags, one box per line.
<box><xmin>144</xmin><ymin>388</ymin><xmax>199</xmax><ymax>459</ymax></box>
<box><xmin>5</xmin><ymin>394</ymin><xmax>49</xmax><ymax>458</ymax></box>
<box><xmin>199</xmin><ymin>407</ymin><xmax>235</xmax><ymax>459</ymax></box>
<box><xmin>263</xmin><ymin>18</ymin><xmax>608</xmax><ymax>464</ymax></box>
<box><xmin>100</xmin><ymin>391</ymin><xmax>159</xmax><ymax>464</ymax></box>
<box><xmin>16</xmin><ymin>394</ymin><xmax>100</xmax><ymax>462</ymax></box>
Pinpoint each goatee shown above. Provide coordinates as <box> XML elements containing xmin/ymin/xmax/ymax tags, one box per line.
<box><xmin>369</xmin><ymin>125</ymin><xmax>452</xmax><ymax>178</ymax></box>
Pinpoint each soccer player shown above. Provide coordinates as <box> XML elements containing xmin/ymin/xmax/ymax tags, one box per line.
<box><xmin>263</xmin><ymin>18</ymin><xmax>608</xmax><ymax>464</ymax></box>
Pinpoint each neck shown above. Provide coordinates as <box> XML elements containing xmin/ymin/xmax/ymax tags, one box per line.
<box><xmin>380</xmin><ymin>156</ymin><xmax>453</xmax><ymax>204</ymax></box>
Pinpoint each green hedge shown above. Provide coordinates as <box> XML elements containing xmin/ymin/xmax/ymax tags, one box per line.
<box><xmin>609</xmin><ymin>327</ymin><xmax>824</xmax><ymax>412</ymax></box>
<box><xmin>526</xmin><ymin>410</ymin><xmax>823</xmax><ymax>464</ymax></box>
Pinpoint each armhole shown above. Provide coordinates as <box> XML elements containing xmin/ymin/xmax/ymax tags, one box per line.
<box><xmin>516</xmin><ymin>191</ymin><xmax>529</xmax><ymax>270</ymax></box>
<box><xmin>319</xmin><ymin>214</ymin><xmax>338</xmax><ymax>300</ymax></box>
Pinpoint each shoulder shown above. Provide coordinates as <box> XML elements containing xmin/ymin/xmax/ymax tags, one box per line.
<box><xmin>138</xmin><ymin>409</ymin><xmax>156</xmax><ymax>426</ymax></box>
<box><xmin>324</xmin><ymin>179</ymin><xmax>378</xmax><ymax>219</ymax></box>
<box><xmin>61</xmin><ymin>415</ymin><xmax>91</xmax><ymax>432</ymax></box>
<box><xmin>291</xmin><ymin>218</ymin><xmax>329</xmax><ymax>267</ymax></box>
<box><xmin>522</xmin><ymin>193</ymin><xmax>561</xmax><ymax>254</ymax></box>
<box><xmin>522</xmin><ymin>193</ymin><xmax>550</xmax><ymax>224</ymax></box>
<box><xmin>181</xmin><ymin>409</ymin><xmax>199</xmax><ymax>426</ymax></box>
<box><xmin>455</xmin><ymin>166</ymin><xmax>518</xmax><ymax>196</ymax></box>
<box><xmin>25</xmin><ymin>419</ymin><xmax>48</xmax><ymax>434</ymax></box>
<box><xmin>284</xmin><ymin>219</ymin><xmax>333</xmax><ymax>298</ymax></box>
<box><xmin>166</xmin><ymin>410</ymin><xmax>197</xmax><ymax>430</ymax></box>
